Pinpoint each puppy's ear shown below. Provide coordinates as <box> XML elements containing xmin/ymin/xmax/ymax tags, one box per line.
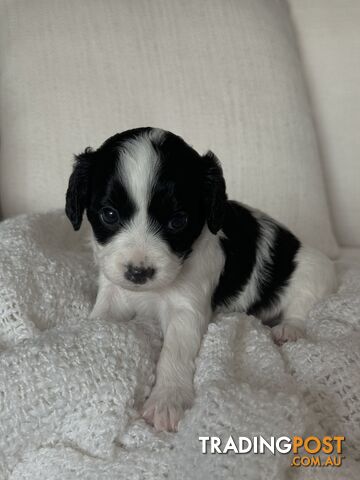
<box><xmin>202</xmin><ymin>150</ymin><xmax>227</xmax><ymax>234</ymax></box>
<box><xmin>65</xmin><ymin>147</ymin><xmax>94</xmax><ymax>231</ymax></box>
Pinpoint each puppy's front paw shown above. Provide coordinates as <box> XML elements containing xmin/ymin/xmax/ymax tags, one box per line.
<box><xmin>271</xmin><ymin>324</ymin><xmax>305</xmax><ymax>346</ymax></box>
<box><xmin>141</xmin><ymin>386</ymin><xmax>193</xmax><ymax>432</ymax></box>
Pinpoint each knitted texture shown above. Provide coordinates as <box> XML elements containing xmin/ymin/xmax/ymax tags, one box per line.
<box><xmin>0</xmin><ymin>211</ymin><xmax>359</xmax><ymax>479</ymax></box>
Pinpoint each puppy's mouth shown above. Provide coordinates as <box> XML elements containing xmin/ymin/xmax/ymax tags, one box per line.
<box><xmin>120</xmin><ymin>281</ymin><xmax>154</xmax><ymax>292</ymax></box>
<box><xmin>111</xmin><ymin>271</ymin><xmax>178</xmax><ymax>293</ymax></box>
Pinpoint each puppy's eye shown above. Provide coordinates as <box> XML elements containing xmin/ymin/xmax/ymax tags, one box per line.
<box><xmin>100</xmin><ymin>207</ymin><xmax>119</xmax><ymax>226</ymax></box>
<box><xmin>167</xmin><ymin>212</ymin><xmax>188</xmax><ymax>232</ymax></box>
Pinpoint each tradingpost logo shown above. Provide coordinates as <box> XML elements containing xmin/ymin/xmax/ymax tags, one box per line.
<box><xmin>199</xmin><ymin>435</ymin><xmax>345</xmax><ymax>468</ymax></box>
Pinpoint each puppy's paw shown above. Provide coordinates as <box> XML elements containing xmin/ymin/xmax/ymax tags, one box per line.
<box><xmin>271</xmin><ymin>323</ymin><xmax>305</xmax><ymax>346</ymax></box>
<box><xmin>141</xmin><ymin>386</ymin><xmax>193</xmax><ymax>432</ymax></box>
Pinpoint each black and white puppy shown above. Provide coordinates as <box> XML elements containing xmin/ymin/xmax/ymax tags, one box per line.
<box><xmin>66</xmin><ymin>127</ymin><xmax>336</xmax><ymax>432</ymax></box>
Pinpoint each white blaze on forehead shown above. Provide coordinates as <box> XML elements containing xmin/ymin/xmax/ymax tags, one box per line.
<box><xmin>148</xmin><ymin>127</ymin><xmax>165</xmax><ymax>144</ymax></box>
<box><xmin>117</xmin><ymin>131</ymin><xmax>163</xmax><ymax>210</ymax></box>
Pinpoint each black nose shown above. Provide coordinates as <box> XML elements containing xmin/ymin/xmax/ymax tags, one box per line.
<box><xmin>124</xmin><ymin>264</ymin><xmax>156</xmax><ymax>284</ymax></box>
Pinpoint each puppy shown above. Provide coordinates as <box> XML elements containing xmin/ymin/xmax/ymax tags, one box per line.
<box><xmin>65</xmin><ymin>127</ymin><xmax>336</xmax><ymax>432</ymax></box>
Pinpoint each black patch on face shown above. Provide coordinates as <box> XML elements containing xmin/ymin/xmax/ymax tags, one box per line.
<box><xmin>87</xmin><ymin>176</ymin><xmax>136</xmax><ymax>245</ymax></box>
<box><xmin>212</xmin><ymin>201</ymin><xmax>260</xmax><ymax>308</ymax></box>
<box><xmin>148</xmin><ymin>132</ymin><xmax>208</xmax><ymax>258</ymax></box>
<box><xmin>247</xmin><ymin>225</ymin><xmax>301</xmax><ymax>317</ymax></box>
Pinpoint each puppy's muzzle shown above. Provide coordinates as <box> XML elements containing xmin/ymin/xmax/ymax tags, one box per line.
<box><xmin>124</xmin><ymin>264</ymin><xmax>156</xmax><ymax>285</ymax></box>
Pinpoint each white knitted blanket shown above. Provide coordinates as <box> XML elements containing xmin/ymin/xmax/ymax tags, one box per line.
<box><xmin>0</xmin><ymin>211</ymin><xmax>359</xmax><ymax>480</ymax></box>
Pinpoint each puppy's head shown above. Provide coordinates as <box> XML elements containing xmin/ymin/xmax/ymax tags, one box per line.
<box><xmin>66</xmin><ymin>127</ymin><xmax>226</xmax><ymax>291</ymax></box>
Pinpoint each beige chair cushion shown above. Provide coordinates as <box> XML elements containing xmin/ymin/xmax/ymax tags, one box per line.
<box><xmin>0</xmin><ymin>0</ymin><xmax>338</xmax><ymax>257</ymax></box>
<box><xmin>289</xmin><ymin>0</ymin><xmax>360</xmax><ymax>248</ymax></box>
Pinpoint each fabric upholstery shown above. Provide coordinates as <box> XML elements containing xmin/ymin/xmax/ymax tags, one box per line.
<box><xmin>0</xmin><ymin>0</ymin><xmax>338</xmax><ymax>257</ymax></box>
<box><xmin>289</xmin><ymin>0</ymin><xmax>360</xmax><ymax>247</ymax></box>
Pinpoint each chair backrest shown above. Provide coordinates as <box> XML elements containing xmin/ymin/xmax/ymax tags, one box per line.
<box><xmin>0</xmin><ymin>0</ymin><xmax>339</xmax><ymax>257</ymax></box>
<box><xmin>289</xmin><ymin>0</ymin><xmax>360</xmax><ymax>247</ymax></box>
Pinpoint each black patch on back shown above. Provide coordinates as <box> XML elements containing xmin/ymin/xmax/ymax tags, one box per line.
<box><xmin>212</xmin><ymin>202</ymin><xmax>301</xmax><ymax>318</ymax></box>
<box><xmin>212</xmin><ymin>201</ymin><xmax>259</xmax><ymax>308</ymax></box>
<box><xmin>248</xmin><ymin>225</ymin><xmax>300</xmax><ymax>316</ymax></box>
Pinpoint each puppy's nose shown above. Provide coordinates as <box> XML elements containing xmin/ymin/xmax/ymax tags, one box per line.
<box><xmin>124</xmin><ymin>264</ymin><xmax>155</xmax><ymax>284</ymax></box>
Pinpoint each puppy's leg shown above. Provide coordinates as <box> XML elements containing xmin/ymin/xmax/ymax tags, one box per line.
<box><xmin>272</xmin><ymin>245</ymin><xmax>337</xmax><ymax>345</ymax></box>
<box><xmin>271</xmin><ymin>319</ymin><xmax>306</xmax><ymax>346</ymax></box>
<box><xmin>142</xmin><ymin>306</ymin><xmax>208</xmax><ymax>432</ymax></box>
